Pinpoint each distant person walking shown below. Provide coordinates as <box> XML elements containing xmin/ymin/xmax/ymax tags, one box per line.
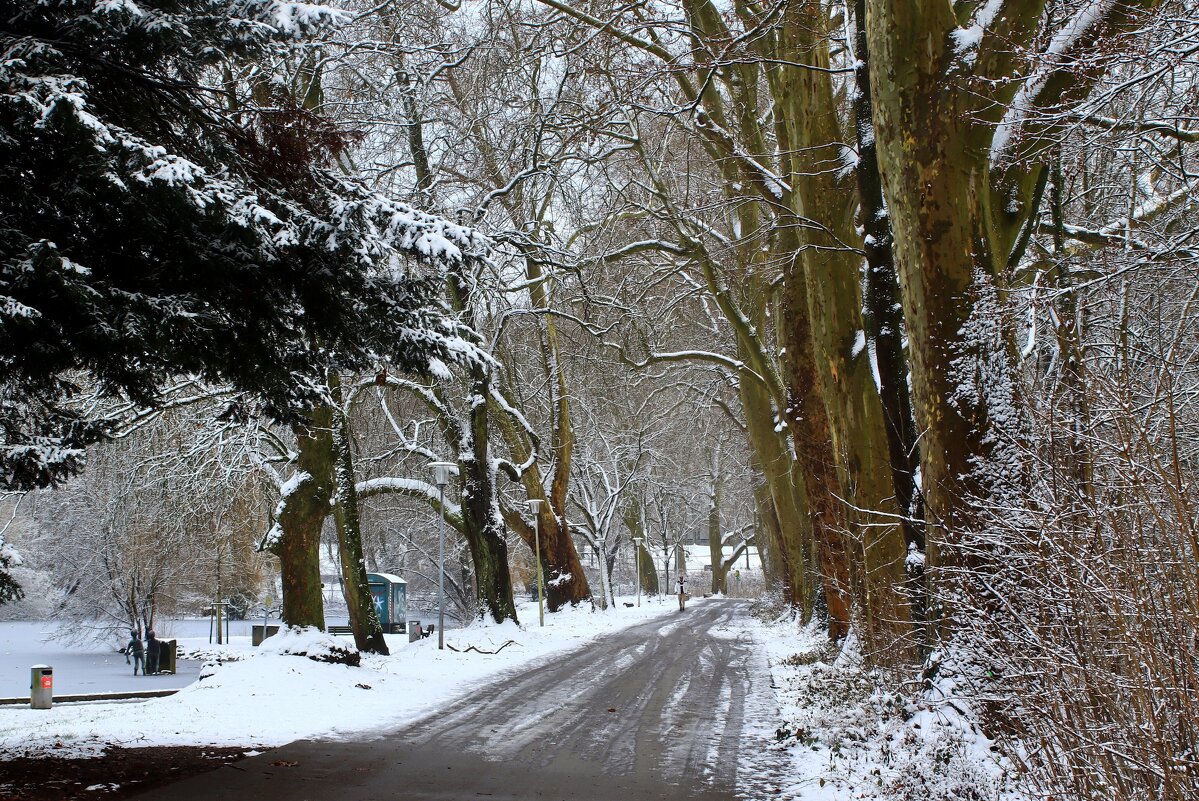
<box><xmin>145</xmin><ymin>629</ymin><xmax>159</xmax><ymax>674</ymax></box>
<box><xmin>126</xmin><ymin>630</ymin><xmax>144</xmax><ymax>676</ymax></box>
<box><xmin>676</xmin><ymin>574</ymin><xmax>687</xmax><ymax>612</ymax></box>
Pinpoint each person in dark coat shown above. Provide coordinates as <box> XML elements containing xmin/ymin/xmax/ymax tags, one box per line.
<box><xmin>126</xmin><ymin>630</ymin><xmax>145</xmax><ymax>676</ymax></box>
<box><xmin>145</xmin><ymin>629</ymin><xmax>159</xmax><ymax>674</ymax></box>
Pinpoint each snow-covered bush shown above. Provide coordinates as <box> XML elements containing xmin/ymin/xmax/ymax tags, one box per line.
<box><xmin>764</xmin><ymin>622</ymin><xmax>1015</xmax><ymax>801</ymax></box>
<box><xmin>259</xmin><ymin>625</ymin><xmax>360</xmax><ymax>666</ymax></box>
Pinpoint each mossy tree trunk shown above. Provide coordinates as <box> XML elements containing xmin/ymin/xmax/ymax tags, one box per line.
<box><xmin>457</xmin><ymin>364</ymin><xmax>518</xmax><ymax>623</ymax></box>
<box><xmin>445</xmin><ymin>273</ymin><xmax>520</xmax><ymax>625</ymax></box>
<box><xmin>329</xmin><ymin>375</ymin><xmax>388</xmax><ymax>655</ymax></box>
<box><xmin>775</xmin><ymin>1</ymin><xmax>912</xmax><ymax>656</ymax></box>
<box><xmin>274</xmin><ymin>409</ymin><xmax>333</xmax><ymax>629</ymax></box>
<box><xmin>865</xmin><ymin>0</ymin><xmax>1160</xmax><ymax>633</ymax></box>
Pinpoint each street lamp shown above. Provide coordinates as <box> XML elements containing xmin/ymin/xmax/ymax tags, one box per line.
<box><xmin>527</xmin><ymin>498</ymin><xmax>544</xmax><ymax>627</ymax></box>
<box><xmin>430</xmin><ymin>461</ymin><xmax>455</xmax><ymax>651</ymax></box>
<box><xmin>633</xmin><ymin>535</ymin><xmax>643</xmax><ymax>607</ymax></box>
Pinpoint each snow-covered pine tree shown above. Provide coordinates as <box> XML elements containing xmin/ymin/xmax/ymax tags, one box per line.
<box><xmin>0</xmin><ymin>0</ymin><xmax>485</xmax><ymax>491</ymax></box>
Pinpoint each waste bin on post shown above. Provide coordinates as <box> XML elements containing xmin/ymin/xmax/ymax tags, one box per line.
<box><xmin>30</xmin><ymin>665</ymin><xmax>52</xmax><ymax>710</ymax></box>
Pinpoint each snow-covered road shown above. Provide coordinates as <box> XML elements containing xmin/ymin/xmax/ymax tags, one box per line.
<box><xmin>129</xmin><ymin>599</ymin><xmax>776</xmax><ymax>801</ymax></box>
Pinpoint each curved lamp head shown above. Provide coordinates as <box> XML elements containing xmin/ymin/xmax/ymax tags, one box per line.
<box><xmin>429</xmin><ymin>461</ymin><xmax>456</xmax><ymax>488</ymax></box>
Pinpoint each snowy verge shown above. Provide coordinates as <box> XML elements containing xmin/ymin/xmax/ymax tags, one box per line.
<box><xmin>740</xmin><ymin>609</ymin><xmax>1022</xmax><ymax>801</ymax></box>
<box><xmin>0</xmin><ymin>595</ymin><xmax>689</xmax><ymax>760</ymax></box>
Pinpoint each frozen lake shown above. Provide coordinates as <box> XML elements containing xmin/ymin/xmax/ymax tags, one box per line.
<box><xmin>0</xmin><ymin>614</ymin><xmax>458</xmax><ymax>698</ymax></box>
<box><xmin>0</xmin><ymin>621</ymin><xmax>207</xmax><ymax>698</ymax></box>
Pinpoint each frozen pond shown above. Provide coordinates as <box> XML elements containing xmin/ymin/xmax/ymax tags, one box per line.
<box><xmin>0</xmin><ymin>614</ymin><xmax>459</xmax><ymax>698</ymax></box>
<box><xmin>0</xmin><ymin>621</ymin><xmax>205</xmax><ymax>698</ymax></box>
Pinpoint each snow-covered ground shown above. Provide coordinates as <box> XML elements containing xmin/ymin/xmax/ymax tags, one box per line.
<box><xmin>0</xmin><ymin>594</ymin><xmax>687</xmax><ymax>760</ymax></box>
<box><xmin>739</xmin><ymin>609</ymin><xmax>1023</xmax><ymax>801</ymax></box>
<box><xmin>1</xmin><ymin>596</ymin><xmax>1025</xmax><ymax>801</ymax></box>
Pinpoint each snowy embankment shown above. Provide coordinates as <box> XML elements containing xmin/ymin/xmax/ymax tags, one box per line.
<box><xmin>0</xmin><ymin>596</ymin><xmax>686</xmax><ymax>760</ymax></box>
<box><xmin>740</xmin><ymin>610</ymin><xmax>1023</xmax><ymax>801</ymax></box>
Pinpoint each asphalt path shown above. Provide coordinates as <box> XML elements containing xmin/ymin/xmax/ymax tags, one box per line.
<box><xmin>131</xmin><ymin>599</ymin><xmax>772</xmax><ymax>801</ymax></box>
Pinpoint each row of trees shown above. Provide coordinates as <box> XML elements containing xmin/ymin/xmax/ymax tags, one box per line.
<box><xmin>321</xmin><ymin>0</ymin><xmax>1194</xmax><ymax>796</ymax></box>
<box><xmin>3</xmin><ymin>0</ymin><xmax>1196</xmax><ymax>796</ymax></box>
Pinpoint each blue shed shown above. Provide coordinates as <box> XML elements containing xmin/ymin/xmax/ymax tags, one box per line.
<box><xmin>367</xmin><ymin>573</ymin><xmax>408</xmax><ymax>633</ymax></box>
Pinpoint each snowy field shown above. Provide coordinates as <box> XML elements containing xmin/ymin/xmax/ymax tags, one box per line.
<box><xmin>0</xmin><ymin>594</ymin><xmax>688</xmax><ymax>760</ymax></box>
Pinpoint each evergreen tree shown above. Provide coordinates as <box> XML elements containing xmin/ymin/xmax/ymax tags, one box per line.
<box><xmin>0</xmin><ymin>0</ymin><xmax>485</xmax><ymax>491</ymax></box>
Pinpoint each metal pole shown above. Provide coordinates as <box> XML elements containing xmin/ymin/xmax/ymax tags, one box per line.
<box><xmin>429</xmin><ymin>462</ymin><xmax>456</xmax><ymax>651</ymax></box>
<box><xmin>633</xmin><ymin>537</ymin><xmax>641</xmax><ymax>607</ymax></box>
<box><xmin>535</xmin><ymin>515</ymin><xmax>544</xmax><ymax>627</ymax></box>
<box><xmin>438</xmin><ymin>483</ymin><xmax>446</xmax><ymax>650</ymax></box>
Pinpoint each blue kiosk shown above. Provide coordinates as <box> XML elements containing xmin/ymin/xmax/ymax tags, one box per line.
<box><xmin>367</xmin><ymin>573</ymin><xmax>409</xmax><ymax>633</ymax></box>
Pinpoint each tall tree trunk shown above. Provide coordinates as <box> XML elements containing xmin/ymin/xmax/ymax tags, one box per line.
<box><xmin>866</xmin><ymin>1</ymin><xmax>1028</xmax><ymax>614</ymax></box>
<box><xmin>777</xmin><ymin>0</ymin><xmax>912</xmax><ymax>657</ymax></box>
<box><xmin>866</xmin><ymin>0</ymin><xmax>1160</xmax><ymax>637</ymax></box>
<box><xmin>741</xmin><ymin>373</ymin><xmax>811</xmax><ymax>619</ymax></box>
<box><xmin>622</xmin><ymin>500</ymin><xmax>660</xmax><ymax>594</ymax></box>
<box><xmin>402</xmin><ymin>60</ymin><xmax>518</xmax><ymax>624</ymax></box>
<box><xmin>707</xmin><ymin>472</ymin><xmax>726</xmax><ymax>596</ymax></box>
<box><xmin>852</xmin><ymin>0</ymin><xmax>921</xmax><ymax>544</ymax></box>
<box><xmin>274</xmin><ymin>409</ymin><xmax>333</xmax><ymax>629</ymax></box>
<box><xmin>330</xmin><ymin>377</ymin><xmax>389</xmax><ymax>655</ymax></box>
<box><xmin>444</xmin><ymin>260</ymin><xmax>519</xmax><ymax>624</ymax></box>
<box><xmin>752</xmin><ymin>480</ymin><xmax>787</xmax><ymax>591</ymax></box>
<box><xmin>458</xmin><ymin>363</ymin><xmax>519</xmax><ymax>623</ymax></box>
<box><xmin>777</xmin><ymin>231</ymin><xmax>853</xmax><ymax>640</ymax></box>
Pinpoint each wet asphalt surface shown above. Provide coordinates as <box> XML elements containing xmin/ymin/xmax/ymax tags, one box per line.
<box><xmin>130</xmin><ymin>599</ymin><xmax>770</xmax><ymax>801</ymax></box>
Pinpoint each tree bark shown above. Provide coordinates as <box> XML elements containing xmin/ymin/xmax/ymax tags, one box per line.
<box><xmin>707</xmin><ymin>473</ymin><xmax>726</xmax><ymax>596</ymax></box>
<box><xmin>622</xmin><ymin>500</ymin><xmax>660</xmax><ymax>594</ymax></box>
<box><xmin>852</xmin><ymin>0</ymin><xmax>921</xmax><ymax>547</ymax></box>
<box><xmin>772</xmin><ymin>3</ymin><xmax>911</xmax><ymax>652</ymax></box>
<box><xmin>274</xmin><ymin>409</ymin><xmax>333</xmax><ymax>629</ymax></box>
<box><xmin>330</xmin><ymin>377</ymin><xmax>389</xmax><ymax>655</ymax></box>
<box><xmin>777</xmin><ymin>229</ymin><xmax>853</xmax><ymax>640</ymax></box>
<box><xmin>866</xmin><ymin>1</ymin><xmax>1029</xmax><ymax>605</ymax></box>
<box><xmin>459</xmin><ymin>365</ymin><xmax>519</xmax><ymax>623</ymax></box>
<box><xmin>439</xmin><ymin>264</ymin><xmax>521</xmax><ymax>624</ymax></box>
<box><xmin>741</xmin><ymin>372</ymin><xmax>811</xmax><ymax>618</ymax></box>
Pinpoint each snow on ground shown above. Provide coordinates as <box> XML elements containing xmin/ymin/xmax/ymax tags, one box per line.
<box><xmin>738</xmin><ymin>608</ymin><xmax>1024</xmax><ymax>801</ymax></box>
<box><xmin>0</xmin><ymin>594</ymin><xmax>689</xmax><ymax>760</ymax></box>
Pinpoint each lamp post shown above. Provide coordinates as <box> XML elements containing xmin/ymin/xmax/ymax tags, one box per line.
<box><xmin>527</xmin><ymin>499</ymin><xmax>544</xmax><ymax>627</ymax></box>
<box><xmin>430</xmin><ymin>461</ymin><xmax>455</xmax><ymax>650</ymax></box>
<box><xmin>633</xmin><ymin>535</ymin><xmax>643</xmax><ymax>607</ymax></box>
